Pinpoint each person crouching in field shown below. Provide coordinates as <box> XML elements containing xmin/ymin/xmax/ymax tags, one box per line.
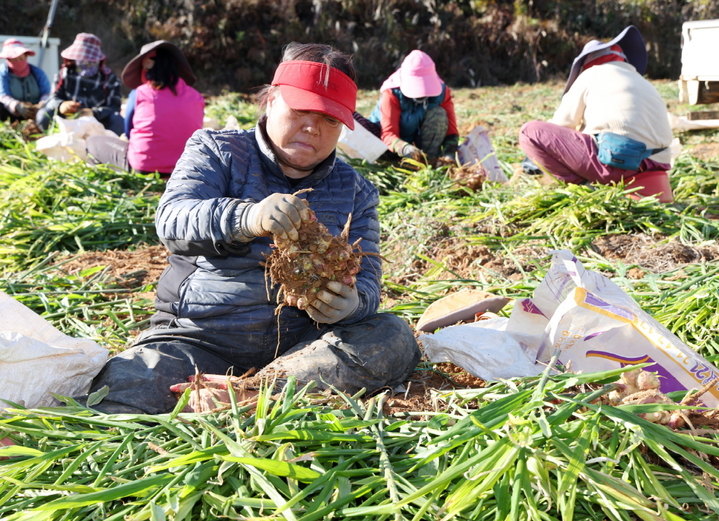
<box><xmin>82</xmin><ymin>42</ymin><xmax>421</xmax><ymax>415</ymax></box>
<box><xmin>0</xmin><ymin>39</ymin><xmax>50</xmax><ymax>125</ymax></box>
<box><xmin>36</xmin><ymin>33</ymin><xmax>124</xmax><ymax>135</ymax></box>
<box><xmin>85</xmin><ymin>40</ymin><xmax>205</xmax><ymax>178</ymax></box>
<box><xmin>518</xmin><ymin>26</ymin><xmax>673</xmax><ymax>185</ymax></box>
<box><xmin>355</xmin><ymin>50</ymin><xmax>459</xmax><ymax>164</ymax></box>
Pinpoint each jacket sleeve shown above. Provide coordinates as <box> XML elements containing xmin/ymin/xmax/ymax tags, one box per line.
<box><xmin>93</xmin><ymin>72</ymin><xmax>122</xmax><ymax>121</ymax></box>
<box><xmin>155</xmin><ymin>130</ymin><xmax>251</xmax><ymax>257</ymax></box>
<box><xmin>549</xmin><ymin>78</ymin><xmax>587</xmax><ymax>131</ymax></box>
<box><xmin>340</xmin><ymin>178</ymin><xmax>382</xmax><ymax>324</ymax></box>
<box><xmin>42</xmin><ymin>70</ymin><xmax>69</xmax><ymax>113</ymax></box>
<box><xmin>0</xmin><ymin>66</ymin><xmax>18</xmax><ymax>114</ymax></box>
<box><xmin>378</xmin><ymin>90</ymin><xmax>408</xmax><ymax>155</ymax></box>
<box><xmin>441</xmin><ymin>87</ymin><xmax>459</xmax><ymax>154</ymax></box>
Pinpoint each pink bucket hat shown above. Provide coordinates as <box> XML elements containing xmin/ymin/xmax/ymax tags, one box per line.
<box><xmin>61</xmin><ymin>33</ymin><xmax>106</xmax><ymax>62</ymax></box>
<box><xmin>0</xmin><ymin>39</ymin><xmax>35</xmax><ymax>60</ymax></box>
<box><xmin>399</xmin><ymin>50</ymin><xmax>443</xmax><ymax>99</ymax></box>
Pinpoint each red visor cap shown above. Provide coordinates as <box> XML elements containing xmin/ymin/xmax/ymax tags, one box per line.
<box><xmin>271</xmin><ymin>60</ymin><xmax>357</xmax><ymax>130</ymax></box>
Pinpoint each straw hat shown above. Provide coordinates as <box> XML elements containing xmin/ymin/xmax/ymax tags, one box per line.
<box><xmin>0</xmin><ymin>39</ymin><xmax>35</xmax><ymax>60</ymax></box>
<box><xmin>121</xmin><ymin>40</ymin><xmax>196</xmax><ymax>89</ymax></box>
<box><xmin>563</xmin><ymin>25</ymin><xmax>647</xmax><ymax>95</ymax></box>
<box><xmin>60</xmin><ymin>33</ymin><xmax>106</xmax><ymax>62</ymax></box>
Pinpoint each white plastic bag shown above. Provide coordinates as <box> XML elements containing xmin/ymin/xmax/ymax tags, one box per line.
<box><xmin>35</xmin><ymin>115</ymin><xmax>109</xmax><ymax>162</ymax></box>
<box><xmin>457</xmin><ymin>125</ymin><xmax>508</xmax><ymax>183</ymax></box>
<box><xmin>420</xmin><ymin>318</ymin><xmax>545</xmax><ymax>381</ymax></box>
<box><xmin>0</xmin><ymin>291</ymin><xmax>108</xmax><ymax>408</ymax></box>
<box><xmin>337</xmin><ymin>123</ymin><xmax>388</xmax><ymax>163</ymax></box>
<box><xmin>419</xmin><ymin>250</ymin><xmax>719</xmax><ymax>407</ymax></box>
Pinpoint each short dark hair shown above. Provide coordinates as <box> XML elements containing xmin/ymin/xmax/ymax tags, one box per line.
<box><xmin>146</xmin><ymin>48</ymin><xmax>180</xmax><ymax>95</ymax></box>
<box><xmin>256</xmin><ymin>42</ymin><xmax>356</xmax><ymax>110</ymax></box>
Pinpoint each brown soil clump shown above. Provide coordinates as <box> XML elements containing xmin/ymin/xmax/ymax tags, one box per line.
<box><xmin>54</xmin><ymin>244</ymin><xmax>168</xmax><ymax>298</ymax></box>
<box><xmin>591</xmin><ymin>234</ymin><xmax>719</xmax><ymax>273</ymax></box>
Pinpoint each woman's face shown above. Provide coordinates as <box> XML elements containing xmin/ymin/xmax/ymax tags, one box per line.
<box><xmin>264</xmin><ymin>88</ymin><xmax>342</xmax><ymax>178</ymax></box>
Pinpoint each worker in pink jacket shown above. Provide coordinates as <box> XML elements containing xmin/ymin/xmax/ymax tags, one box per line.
<box><xmin>86</xmin><ymin>40</ymin><xmax>204</xmax><ymax>178</ymax></box>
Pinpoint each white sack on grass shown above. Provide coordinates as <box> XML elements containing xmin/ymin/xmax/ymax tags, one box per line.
<box><xmin>0</xmin><ymin>291</ymin><xmax>108</xmax><ymax>409</ymax></box>
<box><xmin>35</xmin><ymin>115</ymin><xmax>112</xmax><ymax>162</ymax></box>
<box><xmin>457</xmin><ymin>126</ymin><xmax>508</xmax><ymax>183</ymax></box>
<box><xmin>419</xmin><ymin>318</ymin><xmax>545</xmax><ymax>381</ymax></box>
<box><xmin>418</xmin><ymin>250</ymin><xmax>719</xmax><ymax>407</ymax></box>
<box><xmin>337</xmin><ymin>123</ymin><xmax>388</xmax><ymax>164</ymax></box>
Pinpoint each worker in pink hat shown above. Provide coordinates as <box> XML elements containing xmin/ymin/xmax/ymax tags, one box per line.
<box><xmin>0</xmin><ymin>38</ymin><xmax>51</xmax><ymax>124</ymax></box>
<box><xmin>359</xmin><ymin>50</ymin><xmax>458</xmax><ymax>163</ymax></box>
<box><xmin>79</xmin><ymin>42</ymin><xmax>420</xmax><ymax>414</ymax></box>
<box><xmin>518</xmin><ymin>26</ymin><xmax>673</xmax><ymax>186</ymax></box>
<box><xmin>37</xmin><ymin>33</ymin><xmax>123</xmax><ymax>135</ymax></box>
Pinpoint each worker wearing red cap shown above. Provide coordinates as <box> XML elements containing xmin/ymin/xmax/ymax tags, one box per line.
<box><xmin>83</xmin><ymin>43</ymin><xmax>420</xmax><ymax>415</ymax></box>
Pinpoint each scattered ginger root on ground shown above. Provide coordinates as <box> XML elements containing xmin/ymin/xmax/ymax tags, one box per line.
<box><xmin>607</xmin><ymin>368</ymin><xmax>719</xmax><ymax>429</ymax></box>
<box><xmin>169</xmin><ymin>368</ymin><xmax>259</xmax><ymax>413</ymax></box>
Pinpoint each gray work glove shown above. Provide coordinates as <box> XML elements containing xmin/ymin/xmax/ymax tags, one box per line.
<box><xmin>306</xmin><ymin>281</ymin><xmax>359</xmax><ymax>324</ymax></box>
<box><xmin>242</xmin><ymin>193</ymin><xmax>310</xmax><ymax>241</ymax></box>
<box><xmin>401</xmin><ymin>143</ymin><xmax>422</xmax><ymax>161</ymax></box>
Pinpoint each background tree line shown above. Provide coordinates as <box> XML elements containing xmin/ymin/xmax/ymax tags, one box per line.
<box><xmin>3</xmin><ymin>0</ymin><xmax>719</xmax><ymax>95</ymax></box>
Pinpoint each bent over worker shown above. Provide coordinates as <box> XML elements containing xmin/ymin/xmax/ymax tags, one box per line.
<box><xmin>357</xmin><ymin>50</ymin><xmax>459</xmax><ymax>163</ymax></box>
<box><xmin>518</xmin><ymin>26</ymin><xmax>673</xmax><ymax>185</ymax></box>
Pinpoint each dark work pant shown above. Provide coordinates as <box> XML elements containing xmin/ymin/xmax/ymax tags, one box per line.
<box><xmin>418</xmin><ymin>106</ymin><xmax>449</xmax><ymax>159</ymax></box>
<box><xmin>86</xmin><ymin>313</ymin><xmax>421</xmax><ymax>414</ymax></box>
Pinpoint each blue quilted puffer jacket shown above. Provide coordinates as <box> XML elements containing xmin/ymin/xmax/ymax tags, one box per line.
<box><xmin>146</xmin><ymin>126</ymin><xmax>381</xmax><ymax>364</ymax></box>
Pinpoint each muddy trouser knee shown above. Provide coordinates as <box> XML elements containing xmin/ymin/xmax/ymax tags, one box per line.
<box><xmin>83</xmin><ymin>338</ymin><xmax>239</xmax><ymax>414</ymax></box>
<box><xmin>418</xmin><ymin>106</ymin><xmax>448</xmax><ymax>159</ymax></box>
<box><xmin>256</xmin><ymin>312</ymin><xmax>421</xmax><ymax>395</ymax></box>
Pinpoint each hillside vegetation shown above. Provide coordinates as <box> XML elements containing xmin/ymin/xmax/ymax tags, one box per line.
<box><xmin>5</xmin><ymin>0</ymin><xmax>719</xmax><ymax>94</ymax></box>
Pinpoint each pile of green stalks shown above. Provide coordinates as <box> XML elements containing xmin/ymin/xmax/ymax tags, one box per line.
<box><xmin>2</xmin><ymin>368</ymin><xmax>719</xmax><ymax>521</ymax></box>
<box><xmin>0</xmin><ymin>126</ymin><xmax>164</xmax><ymax>273</ymax></box>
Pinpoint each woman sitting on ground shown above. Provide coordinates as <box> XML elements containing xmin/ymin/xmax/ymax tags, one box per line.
<box><xmin>81</xmin><ymin>42</ymin><xmax>420</xmax><ymax>414</ymax></box>
<box><xmin>85</xmin><ymin>40</ymin><xmax>205</xmax><ymax>178</ymax></box>
<box><xmin>0</xmin><ymin>39</ymin><xmax>51</xmax><ymax>124</ymax></box>
<box><xmin>37</xmin><ymin>33</ymin><xmax>123</xmax><ymax>135</ymax></box>
<box><xmin>518</xmin><ymin>26</ymin><xmax>673</xmax><ymax>185</ymax></box>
